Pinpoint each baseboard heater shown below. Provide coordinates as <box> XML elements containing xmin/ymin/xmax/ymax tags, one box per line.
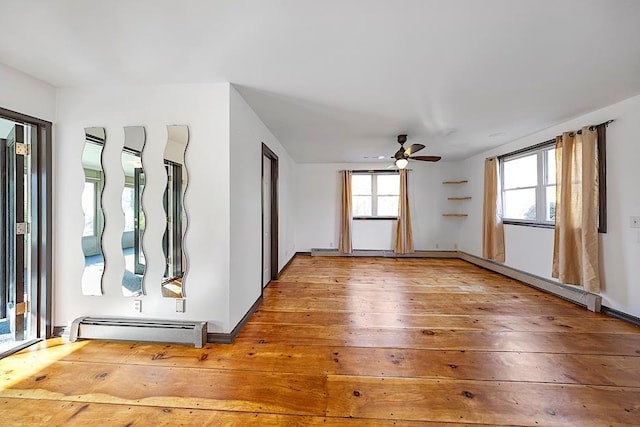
<box><xmin>68</xmin><ymin>317</ymin><xmax>207</xmax><ymax>348</ymax></box>
<box><xmin>457</xmin><ymin>251</ymin><xmax>602</xmax><ymax>312</ymax></box>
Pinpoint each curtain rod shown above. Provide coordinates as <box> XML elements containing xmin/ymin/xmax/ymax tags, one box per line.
<box><xmin>570</xmin><ymin>119</ymin><xmax>614</xmax><ymax>136</ymax></box>
<box><xmin>339</xmin><ymin>169</ymin><xmax>409</xmax><ymax>173</ymax></box>
<box><xmin>497</xmin><ymin>119</ymin><xmax>614</xmax><ymax>160</ymax></box>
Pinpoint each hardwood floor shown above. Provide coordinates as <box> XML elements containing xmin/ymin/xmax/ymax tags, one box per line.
<box><xmin>1</xmin><ymin>255</ymin><xmax>639</xmax><ymax>426</ymax></box>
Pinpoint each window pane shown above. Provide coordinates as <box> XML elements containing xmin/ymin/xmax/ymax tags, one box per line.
<box><xmin>546</xmin><ymin>148</ymin><xmax>556</xmax><ymax>185</ymax></box>
<box><xmin>352</xmin><ymin>174</ymin><xmax>371</xmax><ymax>195</ymax></box>
<box><xmin>377</xmin><ymin>195</ymin><xmax>399</xmax><ymax>216</ymax></box>
<box><xmin>377</xmin><ymin>174</ymin><xmax>399</xmax><ymax>195</ymax></box>
<box><xmin>504</xmin><ymin>188</ymin><xmax>537</xmax><ymax>220</ymax></box>
<box><xmin>503</xmin><ymin>154</ymin><xmax>537</xmax><ymax>189</ymax></box>
<box><xmin>546</xmin><ymin>185</ymin><xmax>556</xmax><ymax>221</ymax></box>
<box><xmin>122</xmin><ymin>187</ymin><xmax>135</xmax><ymax>232</ymax></box>
<box><xmin>352</xmin><ymin>195</ymin><xmax>372</xmax><ymax>216</ymax></box>
<box><xmin>82</xmin><ymin>182</ymin><xmax>96</xmax><ymax>237</ymax></box>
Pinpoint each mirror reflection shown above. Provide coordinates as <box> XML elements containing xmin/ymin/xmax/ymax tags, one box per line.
<box><xmin>81</xmin><ymin>127</ymin><xmax>106</xmax><ymax>296</ymax></box>
<box><xmin>121</xmin><ymin>126</ymin><xmax>146</xmax><ymax>296</ymax></box>
<box><xmin>162</xmin><ymin>125</ymin><xmax>189</xmax><ymax>298</ymax></box>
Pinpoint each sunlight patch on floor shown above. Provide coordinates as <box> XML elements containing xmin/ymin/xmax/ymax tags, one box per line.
<box><xmin>0</xmin><ymin>339</ymin><xmax>89</xmax><ymax>391</ymax></box>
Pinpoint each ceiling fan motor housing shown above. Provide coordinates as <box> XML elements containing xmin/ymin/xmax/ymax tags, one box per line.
<box><xmin>391</xmin><ymin>134</ymin><xmax>439</xmax><ymax>162</ymax></box>
<box><xmin>395</xmin><ymin>134</ymin><xmax>408</xmax><ymax>159</ymax></box>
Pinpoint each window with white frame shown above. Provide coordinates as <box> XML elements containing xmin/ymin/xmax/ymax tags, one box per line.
<box><xmin>352</xmin><ymin>172</ymin><xmax>400</xmax><ymax>218</ymax></box>
<box><xmin>500</xmin><ymin>143</ymin><xmax>556</xmax><ymax>225</ymax></box>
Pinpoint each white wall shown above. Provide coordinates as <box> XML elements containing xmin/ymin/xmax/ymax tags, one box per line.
<box><xmin>54</xmin><ymin>83</ymin><xmax>233</xmax><ymax>332</ymax></box>
<box><xmin>229</xmin><ymin>85</ymin><xmax>296</xmax><ymax>328</ymax></box>
<box><xmin>295</xmin><ymin>161</ymin><xmax>461</xmax><ymax>251</ymax></box>
<box><xmin>458</xmin><ymin>94</ymin><xmax>640</xmax><ymax>318</ymax></box>
<box><xmin>0</xmin><ymin>63</ymin><xmax>56</xmax><ymax>121</ymax></box>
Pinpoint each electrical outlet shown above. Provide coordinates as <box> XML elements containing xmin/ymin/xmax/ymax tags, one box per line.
<box><xmin>329</xmin><ymin>241</ymin><xmax>334</xmax><ymax>248</ymax></box>
<box><xmin>631</xmin><ymin>216</ymin><xmax>640</xmax><ymax>228</ymax></box>
<box><xmin>176</xmin><ymin>299</ymin><xmax>185</xmax><ymax>313</ymax></box>
<box><xmin>454</xmin><ymin>243</ymin><xmax>458</xmax><ymax>249</ymax></box>
<box><xmin>133</xmin><ymin>299</ymin><xmax>142</xmax><ymax>312</ymax></box>
<box><xmin>435</xmin><ymin>243</ymin><xmax>439</xmax><ymax>249</ymax></box>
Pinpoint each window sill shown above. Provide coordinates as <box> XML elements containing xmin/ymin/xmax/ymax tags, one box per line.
<box><xmin>502</xmin><ymin>220</ymin><xmax>554</xmax><ymax>229</ymax></box>
<box><xmin>353</xmin><ymin>216</ymin><xmax>398</xmax><ymax>221</ymax></box>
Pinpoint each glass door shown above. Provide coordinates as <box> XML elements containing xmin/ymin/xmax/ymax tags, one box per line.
<box><xmin>1</xmin><ymin>122</ymin><xmax>31</xmax><ymax>347</ymax></box>
<box><xmin>0</xmin><ymin>107</ymin><xmax>51</xmax><ymax>357</ymax></box>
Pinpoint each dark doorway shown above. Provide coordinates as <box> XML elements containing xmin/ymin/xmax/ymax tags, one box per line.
<box><xmin>261</xmin><ymin>143</ymin><xmax>278</xmax><ymax>294</ymax></box>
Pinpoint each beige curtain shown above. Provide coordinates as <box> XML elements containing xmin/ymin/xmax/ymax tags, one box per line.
<box><xmin>394</xmin><ymin>169</ymin><xmax>414</xmax><ymax>254</ymax></box>
<box><xmin>338</xmin><ymin>170</ymin><xmax>353</xmax><ymax>253</ymax></box>
<box><xmin>552</xmin><ymin>127</ymin><xmax>600</xmax><ymax>292</ymax></box>
<box><xmin>482</xmin><ymin>157</ymin><xmax>505</xmax><ymax>262</ymax></box>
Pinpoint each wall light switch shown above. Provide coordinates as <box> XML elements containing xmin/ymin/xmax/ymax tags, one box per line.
<box><xmin>631</xmin><ymin>216</ymin><xmax>640</xmax><ymax>228</ymax></box>
<box><xmin>176</xmin><ymin>299</ymin><xmax>185</xmax><ymax>313</ymax></box>
<box><xmin>133</xmin><ymin>299</ymin><xmax>142</xmax><ymax>312</ymax></box>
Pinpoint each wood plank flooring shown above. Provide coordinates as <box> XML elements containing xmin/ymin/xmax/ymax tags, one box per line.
<box><xmin>1</xmin><ymin>256</ymin><xmax>639</xmax><ymax>426</ymax></box>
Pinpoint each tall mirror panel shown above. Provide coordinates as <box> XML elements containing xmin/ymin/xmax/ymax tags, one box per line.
<box><xmin>121</xmin><ymin>126</ymin><xmax>146</xmax><ymax>296</ymax></box>
<box><xmin>162</xmin><ymin>125</ymin><xmax>189</xmax><ymax>298</ymax></box>
<box><xmin>81</xmin><ymin>127</ymin><xmax>106</xmax><ymax>296</ymax></box>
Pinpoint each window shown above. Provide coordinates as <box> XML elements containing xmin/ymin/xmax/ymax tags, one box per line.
<box><xmin>501</xmin><ymin>143</ymin><xmax>556</xmax><ymax>225</ymax></box>
<box><xmin>352</xmin><ymin>172</ymin><xmax>399</xmax><ymax>218</ymax></box>
<box><xmin>500</xmin><ymin>124</ymin><xmax>608</xmax><ymax>232</ymax></box>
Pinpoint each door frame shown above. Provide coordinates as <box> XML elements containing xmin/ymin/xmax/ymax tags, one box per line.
<box><xmin>5</xmin><ymin>125</ymin><xmax>26</xmax><ymax>340</ymax></box>
<box><xmin>0</xmin><ymin>107</ymin><xmax>52</xmax><ymax>340</ymax></box>
<box><xmin>261</xmin><ymin>143</ymin><xmax>278</xmax><ymax>296</ymax></box>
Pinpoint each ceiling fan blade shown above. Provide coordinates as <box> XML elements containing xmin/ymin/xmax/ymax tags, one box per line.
<box><xmin>404</xmin><ymin>143</ymin><xmax>425</xmax><ymax>156</ymax></box>
<box><xmin>386</xmin><ymin>163</ymin><xmax>398</xmax><ymax>169</ymax></box>
<box><xmin>411</xmin><ymin>155</ymin><xmax>442</xmax><ymax>162</ymax></box>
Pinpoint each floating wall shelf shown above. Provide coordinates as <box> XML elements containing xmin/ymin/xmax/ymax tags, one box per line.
<box><xmin>443</xmin><ymin>180</ymin><xmax>469</xmax><ymax>218</ymax></box>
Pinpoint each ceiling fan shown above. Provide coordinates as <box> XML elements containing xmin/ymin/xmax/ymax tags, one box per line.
<box><xmin>391</xmin><ymin>134</ymin><xmax>441</xmax><ymax>169</ymax></box>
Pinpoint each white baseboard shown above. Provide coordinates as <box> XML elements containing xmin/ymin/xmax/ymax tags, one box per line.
<box><xmin>311</xmin><ymin>249</ymin><xmax>459</xmax><ymax>258</ymax></box>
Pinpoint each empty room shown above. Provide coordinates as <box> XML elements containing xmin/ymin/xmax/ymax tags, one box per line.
<box><xmin>1</xmin><ymin>0</ymin><xmax>639</xmax><ymax>425</ymax></box>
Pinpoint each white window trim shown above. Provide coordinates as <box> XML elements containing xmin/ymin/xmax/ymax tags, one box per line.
<box><xmin>352</xmin><ymin>171</ymin><xmax>399</xmax><ymax>219</ymax></box>
<box><xmin>500</xmin><ymin>143</ymin><xmax>555</xmax><ymax>227</ymax></box>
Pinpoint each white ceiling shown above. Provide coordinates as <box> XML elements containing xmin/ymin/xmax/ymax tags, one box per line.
<box><xmin>2</xmin><ymin>0</ymin><xmax>640</xmax><ymax>162</ymax></box>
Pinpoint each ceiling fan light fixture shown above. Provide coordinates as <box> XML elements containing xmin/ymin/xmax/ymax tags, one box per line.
<box><xmin>395</xmin><ymin>158</ymin><xmax>408</xmax><ymax>169</ymax></box>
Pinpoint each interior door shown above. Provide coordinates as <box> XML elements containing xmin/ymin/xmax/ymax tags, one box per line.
<box><xmin>262</xmin><ymin>155</ymin><xmax>271</xmax><ymax>287</ymax></box>
<box><xmin>4</xmin><ymin>125</ymin><xmax>27</xmax><ymax>341</ymax></box>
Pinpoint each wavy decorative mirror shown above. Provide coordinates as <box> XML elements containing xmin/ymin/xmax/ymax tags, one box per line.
<box><xmin>121</xmin><ymin>126</ymin><xmax>146</xmax><ymax>296</ymax></box>
<box><xmin>81</xmin><ymin>127</ymin><xmax>106</xmax><ymax>296</ymax></box>
<box><xmin>162</xmin><ymin>125</ymin><xmax>189</xmax><ymax>298</ymax></box>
